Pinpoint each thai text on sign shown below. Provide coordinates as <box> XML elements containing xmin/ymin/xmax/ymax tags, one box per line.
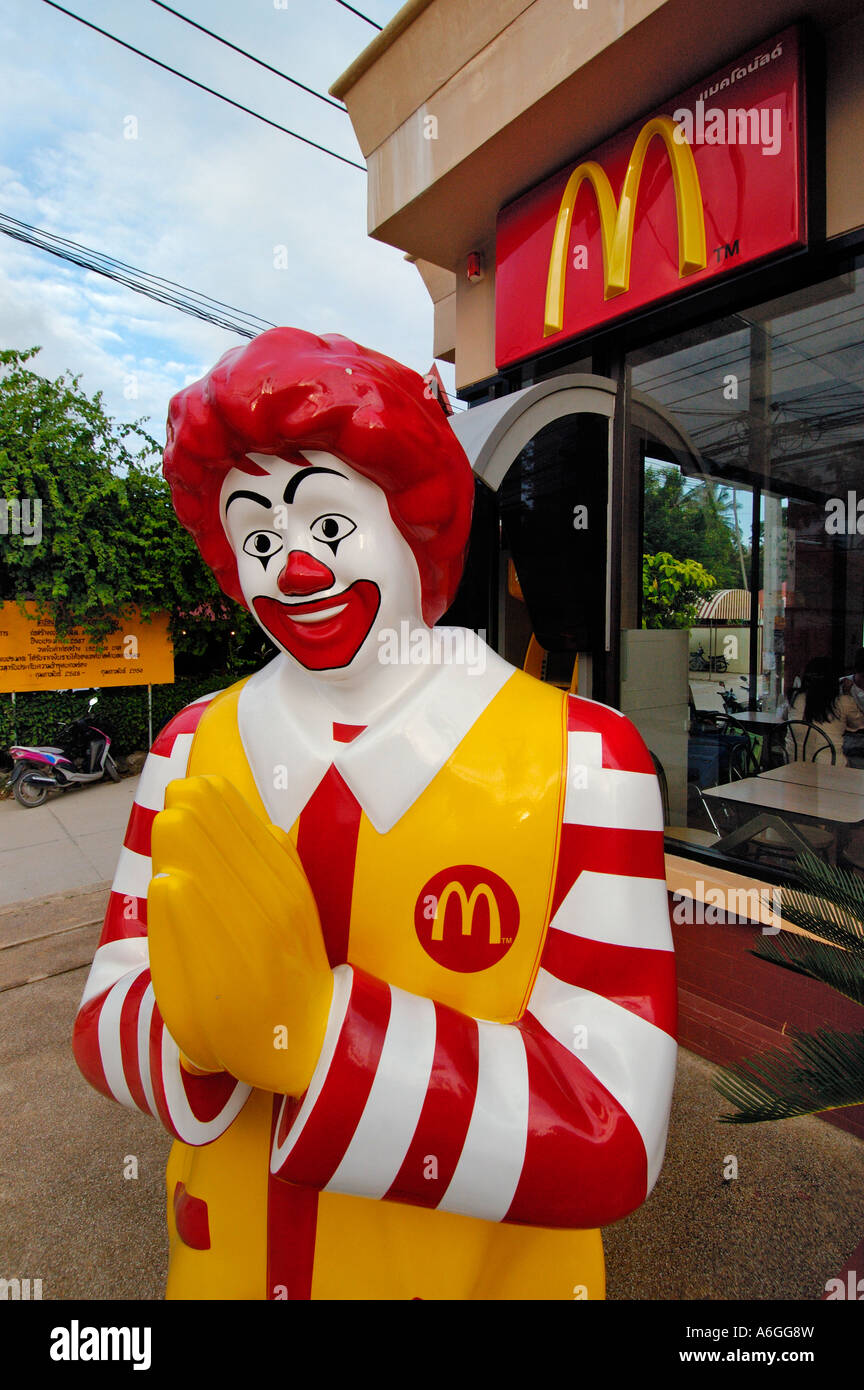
<box><xmin>0</xmin><ymin>603</ymin><xmax>174</xmax><ymax>693</ymax></box>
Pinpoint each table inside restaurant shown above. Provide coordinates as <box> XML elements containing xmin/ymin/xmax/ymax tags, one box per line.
<box><xmin>702</xmin><ymin>760</ymin><xmax>864</xmax><ymax>854</ymax></box>
<box><xmin>760</xmin><ymin>761</ymin><xmax>864</xmax><ymax>794</ymax></box>
<box><xmin>726</xmin><ymin>710</ymin><xmax>784</xmax><ymax>728</ymax></box>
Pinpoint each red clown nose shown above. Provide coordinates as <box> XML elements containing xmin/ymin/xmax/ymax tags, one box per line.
<box><xmin>277</xmin><ymin>550</ymin><xmax>336</xmax><ymax>596</ymax></box>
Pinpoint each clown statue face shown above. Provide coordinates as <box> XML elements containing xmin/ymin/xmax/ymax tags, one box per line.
<box><xmin>73</xmin><ymin>328</ymin><xmax>676</xmax><ymax>1305</ymax></box>
<box><xmin>220</xmin><ymin>449</ymin><xmax>428</xmax><ymax>713</ymax></box>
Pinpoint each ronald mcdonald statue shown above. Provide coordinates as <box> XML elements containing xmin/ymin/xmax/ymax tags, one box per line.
<box><xmin>74</xmin><ymin>327</ymin><xmax>676</xmax><ymax>1300</ymax></box>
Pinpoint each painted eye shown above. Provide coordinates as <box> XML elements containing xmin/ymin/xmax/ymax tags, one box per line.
<box><xmin>242</xmin><ymin>531</ymin><xmax>284</xmax><ymax>568</ymax></box>
<box><xmin>310</xmin><ymin>514</ymin><xmax>356</xmax><ymax>553</ymax></box>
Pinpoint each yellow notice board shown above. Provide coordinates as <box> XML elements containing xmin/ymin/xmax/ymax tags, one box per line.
<box><xmin>0</xmin><ymin>604</ymin><xmax>174</xmax><ymax>693</ymax></box>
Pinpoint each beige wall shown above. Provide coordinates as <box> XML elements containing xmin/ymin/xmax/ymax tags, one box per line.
<box><xmin>408</xmin><ymin>256</ymin><xmax>456</xmax><ymax>361</ymax></box>
<box><xmin>331</xmin><ymin>0</ymin><xmax>535</xmax><ymax>153</ymax></box>
<box><xmin>433</xmin><ymin>293</ymin><xmax>455</xmax><ymax>363</ymax></box>
<box><xmin>454</xmin><ymin>241</ymin><xmax>496</xmax><ymax>389</ymax></box>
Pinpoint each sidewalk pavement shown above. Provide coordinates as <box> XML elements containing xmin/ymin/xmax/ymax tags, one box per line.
<box><xmin>1</xmin><ymin>789</ymin><xmax>863</xmax><ymax>1300</ymax></box>
<box><xmin>0</xmin><ymin>777</ymin><xmax>138</xmax><ymax>908</ymax></box>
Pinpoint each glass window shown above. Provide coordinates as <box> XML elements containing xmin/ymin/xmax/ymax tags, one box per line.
<box><xmin>627</xmin><ymin>261</ymin><xmax>864</xmax><ymax>878</ymax></box>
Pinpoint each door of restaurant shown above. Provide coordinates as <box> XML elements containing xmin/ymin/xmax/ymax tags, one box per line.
<box><xmin>447</xmin><ymin>373</ymin><xmax>703</xmax><ymax>710</ymax></box>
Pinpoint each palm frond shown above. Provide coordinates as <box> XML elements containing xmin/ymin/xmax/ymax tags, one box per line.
<box><xmin>777</xmin><ymin>853</ymin><xmax>864</xmax><ymax>951</ymax></box>
<box><xmin>750</xmin><ymin>933</ymin><xmax>864</xmax><ymax>1007</ymax></box>
<box><xmin>715</xmin><ymin>1028</ymin><xmax>864</xmax><ymax>1123</ymax></box>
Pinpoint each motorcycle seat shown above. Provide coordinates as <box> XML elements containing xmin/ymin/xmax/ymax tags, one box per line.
<box><xmin>12</xmin><ymin>746</ymin><xmax>71</xmax><ymax>764</ymax></box>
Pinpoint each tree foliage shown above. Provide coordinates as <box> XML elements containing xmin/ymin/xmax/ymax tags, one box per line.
<box><xmin>641</xmin><ymin>551</ymin><xmax>717</xmax><ymax>629</ymax></box>
<box><xmin>0</xmin><ymin>346</ymin><xmax>271</xmax><ymax>675</ymax></box>
<box><xmin>644</xmin><ymin>463</ymin><xmax>748</xmax><ymax>591</ymax></box>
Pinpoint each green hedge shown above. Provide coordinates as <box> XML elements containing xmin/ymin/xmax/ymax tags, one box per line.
<box><xmin>0</xmin><ymin>672</ymin><xmax>245</xmax><ymax>764</ymax></box>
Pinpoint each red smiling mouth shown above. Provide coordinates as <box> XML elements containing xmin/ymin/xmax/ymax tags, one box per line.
<box><xmin>254</xmin><ymin>581</ymin><xmax>381</xmax><ymax>670</ymax></box>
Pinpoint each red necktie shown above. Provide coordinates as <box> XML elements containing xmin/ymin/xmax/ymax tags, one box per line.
<box><xmin>295</xmin><ymin>724</ymin><xmax>366</xmax><ymax>967</ymax></box>
<box><xmin>267</xmin><ymin>722</ymin><xmax>367</xmax><ymax>1300</ymax></box>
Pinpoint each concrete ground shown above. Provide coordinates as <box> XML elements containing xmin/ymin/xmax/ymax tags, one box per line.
<box><xmin>0</xmin><ymin>788</ymin><xmax>862</xmax><ymax>1300</ymax></box>
<box><xmin>0</xmin><ymin>776</ymin><xmax>138</xmax><ymax>908</ymax></box>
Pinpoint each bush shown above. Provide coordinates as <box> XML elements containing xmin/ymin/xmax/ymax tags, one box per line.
<box><xmin>0</xmin><ymin>667</ymin><xmax>257</xmax><ymax>765</ymax></box>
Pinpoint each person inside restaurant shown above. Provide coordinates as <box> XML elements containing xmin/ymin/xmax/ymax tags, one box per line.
<box><xmin>787</xmin><ymin>657</ymin><xmax>864</xmax><ymax>766</ymax></box>
<box><xmin>840</xmin><ymin>649</ymin><xmax>864</xmax><ymax>769</ymax></box>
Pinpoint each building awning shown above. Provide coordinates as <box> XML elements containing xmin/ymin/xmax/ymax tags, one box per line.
<box><xmin>696</xmin><ymin>586</ymin><xmax>788</xmax><ymax>621</ymax></box>
<box><xmin>696</xmin><ymin>589</ymin><xmax>752</xmax><ymax>621</ymax></box>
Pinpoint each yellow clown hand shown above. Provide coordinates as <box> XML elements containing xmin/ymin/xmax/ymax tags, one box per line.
<box><xmin>147</xmin><ymin>775</ymin><xmax>333</xmax><ymax>1097</ymax></box>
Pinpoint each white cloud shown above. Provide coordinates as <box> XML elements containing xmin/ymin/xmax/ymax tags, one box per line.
<box><xmin>0</xmin><ymin>0</ymin><xmax>438</xmax><ymax>438</ymax></box>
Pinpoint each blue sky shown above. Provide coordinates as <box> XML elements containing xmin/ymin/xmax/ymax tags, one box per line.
<box><xmin>0</xmin><ymin>0</ymin><xmax>444</xmax><ymax>448</ymax></box>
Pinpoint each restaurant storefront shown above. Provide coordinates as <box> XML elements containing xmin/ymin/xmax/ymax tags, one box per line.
<box><xmin>333</xmin><ymin>1</ymin><xmax>864</xmax><ymax>1129</ymax></box>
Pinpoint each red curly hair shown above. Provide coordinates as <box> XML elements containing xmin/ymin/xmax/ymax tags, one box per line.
<box><xmin>163</xmin><ymin>328</ymin><xmax>474</xmax><ymax>625</ymax></box>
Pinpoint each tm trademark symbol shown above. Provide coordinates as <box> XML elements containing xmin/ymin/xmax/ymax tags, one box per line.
<box><xmin>713</xmin><ymin>239</ymin><xmax>740</xmax><ymax>264</ymax></box>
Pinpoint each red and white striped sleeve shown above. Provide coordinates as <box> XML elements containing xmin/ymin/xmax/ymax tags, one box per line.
<box><xmin>73</xmin><ymin>696</ymin><xmax>252</xmax><ymax>1145</ymax></box>
<box><xmin>270</xmin><ymin>695</ymin><xmax>676</xmax><ymax>1229</ymax></box>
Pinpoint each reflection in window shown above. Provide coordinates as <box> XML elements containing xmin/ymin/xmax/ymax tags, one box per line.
<box><xmin>629</xmin><ymin>262</ymin><xmax>864</xmax><ymax>880</ymax></box>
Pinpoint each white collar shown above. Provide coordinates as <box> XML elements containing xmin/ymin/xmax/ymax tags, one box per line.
<box><xmin>236</xmin><ymin>629</ymin><xmax>514</xmax><ymax>833</ymax></box>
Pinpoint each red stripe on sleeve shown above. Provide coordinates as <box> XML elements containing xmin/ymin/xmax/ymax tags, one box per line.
<box><xmin>567</xmin><ymin>696</ymin><xmax>655</xmax><ymax>773</ymax></box>
<box><xmin>550</xmin><ymin>825</ymin><xmax>666</xmax><ymax>919</ymax></box>
<box><xmin>123</xmin><ymin>803</ymin><xmax>156</xmax><ymax>858</ymax></box>
<box><xmin>72</xmin><ymin>995</ymin><xmax>111</xmax><ymax>1098</ymax></box>
<box><xmin>142</xmin><ymin>997</ymin><xmax>241</xmax><ymax>1138</ymax></box>
<box><xmin>149</xmin><ymin>1001</ymin><xmax>172</xmax><ymax>1133</ymax></box>
<box><xmin>179</xmin><ymin>1065</ymin><xmax>245</xmax><ymax>1124</ymax></box>
<box><xmin>541</xmin><ymin>928</ymin><xmax>677</xmax><ymax>1039</ymax></box>
<box><xmin>273</xmin><ymin>969</ymin><xmax>391</xmax><ymax>1189</ymax></box>
<box><xmin>384</xmin><ymin>1000</ymin><xmax>479</xmax><ymax>1208</ymax></box>
<box><xmin>119</xmin><ymin>970</ymin><xmax>152</xmax><ymax>1113</ymax></box>
<box><xmin>506</xmin><ymin>1014</ymin><xmax>648</xmax><ymax>1228</ymax></box>
<box><xmin>296</xmin><ymin>766</ymin><xmax>362</xmax><ymax>968</ymax></box>
<box><xmin>150</xmin><ymin>698</ymin><xmax>213</xmax><ymax>757</ymax></box>
<box><xmin>100</xmin><ymin>890</ymin><xmax>148</xmax><ymax>945</ymax></box>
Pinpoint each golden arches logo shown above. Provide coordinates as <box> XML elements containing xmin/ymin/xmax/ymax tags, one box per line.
<box><xmin>431</xmin><ymin>881</ymin><xmax>502</xmax><ymax>945</ymax></box>
<box><xmin>544</xmin><ymin>115</ymin><xmax>707</xmax><ymax>336</ymax></box>
<box><xmin>415</xmin><ymin>866</ymin><xmax>519</xmax><ymax>972</ymax></box>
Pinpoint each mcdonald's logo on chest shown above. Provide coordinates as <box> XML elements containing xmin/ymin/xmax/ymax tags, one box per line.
<box><xmin>495</xmin><ymin>25</ymin><xmax>807</xmax><ymax>368</ymax></box>
<box><xmin>414</xmin><ymin>865</ymin><xmax>520</xmax><ymax>973</ymax></box>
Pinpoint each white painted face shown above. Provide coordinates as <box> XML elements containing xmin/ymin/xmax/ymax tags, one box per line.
<box><xmin>220</xmin><ymin>451</ymin><xmax>425</xmax><ymax>675</ymax></box>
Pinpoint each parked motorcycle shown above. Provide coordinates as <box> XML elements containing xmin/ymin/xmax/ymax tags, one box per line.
<box><xmin>689</xmin><ymin>644</ymin><xmax>728</xmax><ymax>673</ymax></box>
<box><xmin>9</xmin><ymin>696</ymin><xmax>120</xmax><ymax>808</ymax></box>
<box><xmin>718</xmin><ymin>679</ymin><xmax>764</xmax><ymax>714</ymax></box>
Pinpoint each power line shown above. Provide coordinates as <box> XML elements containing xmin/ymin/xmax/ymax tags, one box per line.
<box><xmin>0</xmin><ymin>216</ymin><xmax>273</xmax><ymax>328</ymax></box>
<box><xmin>39</xmin><ymin>0</ymin><xmax>365</xmax><ymax>173</ymax></box>
<box><xmin>148</xmin><ymin>1</ymin><xmax>347</xmax><ymax>112</ymax></box>
<box><xmin>0</xmin><ymin>215</ymin><xmax>467</xmax><ymax>407</ymax></box>
<box><xmin>333</xmin><ymin>1</ymin><xmax>382</xmax><ymax>30</ymax></box>
<box><xmin>0</xmin><ymin>213</ymin><xmax>275</xmax><ymax>338</ymax></box>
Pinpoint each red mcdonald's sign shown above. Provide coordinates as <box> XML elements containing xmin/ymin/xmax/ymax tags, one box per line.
<box><xmin>495</xmin><ymin>26</ymin><xmax>807</xmax><ymax>368</ymax></box>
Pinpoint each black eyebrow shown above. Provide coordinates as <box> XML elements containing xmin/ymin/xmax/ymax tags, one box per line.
<box><xmin>225</xmin><ymin>489</ymin><xmax>271</xmax><ymax>512</ymax></box>
<box><xmin>283</xmin><ymin>466</ymin><xmax>346</xmax><ymax>504</ymax></box>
